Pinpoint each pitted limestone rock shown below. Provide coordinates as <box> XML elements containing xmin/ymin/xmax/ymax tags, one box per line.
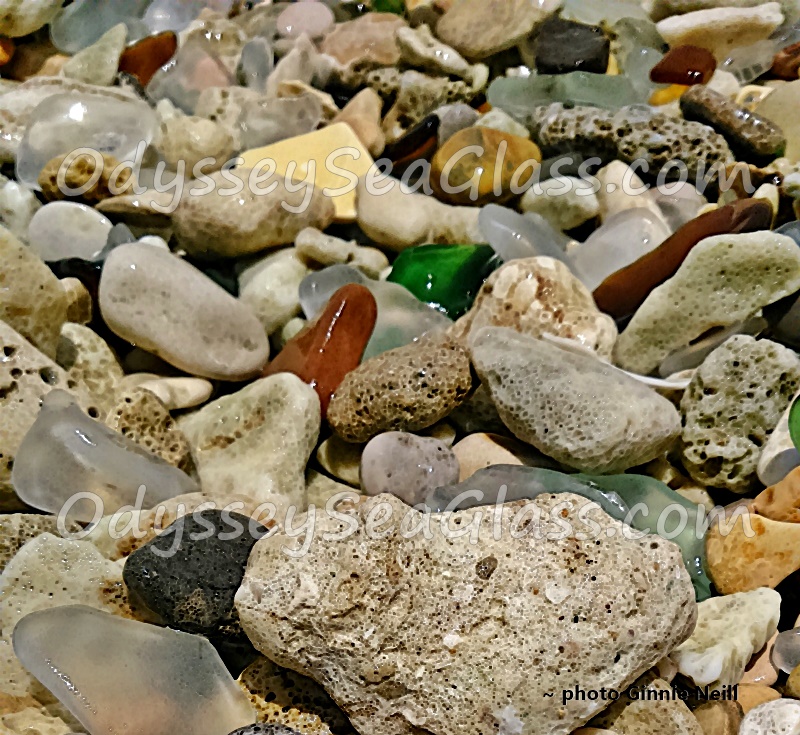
<box><xmin>669</xmin><ymin>588</ymin><xmax>781</xmax><ymax>689</ymax></box>
<box><xmin>739</xmin><ymin>699</ymin><xmax>800</xmax><ymax>735</ymax></box>
<box><xmin>449</xmin><ymin>257</ymin><xmax>617</xmax><ymax>359</ymax></box>
<box><xmin>0</xmin><ymin>226</ymin><xmax>67</xmax><ymax>359</ymax></box>
<box><xmin>0</xmin><ymin>514</ymin><xmax>80</xmax><ymax>574</ymax></box>
<box><xmin>680</xmin><ymin>336</ymin><xmax>800</xmax><ymax>493</ymax></box>
<box><xmin>327</xmin><ymin>334</ymin><xmax>472</xmax><ymax>444</ymax></box>
<box><xmin>614</xmin><ymin>233</ymin><xmax>800</xmax><ymax>375</ymax></box>
<box><xmin>235</xmin><ymin>493</ymin><xmax>697</xmax><ymax>735</ymax></box>
<box><xmin>179</xmin><ymin>374</ymin><xmax>320</xmax><ymax>510</ymax></box>
<box><xmin>55</xmin><ymin>323</ymin><xmax>123</xmax><ymax>417</ymax></box>
<box><xmin>471</xmin><ymin>328</ymin><xmax>681</xmax><ymax>474</ymax></box>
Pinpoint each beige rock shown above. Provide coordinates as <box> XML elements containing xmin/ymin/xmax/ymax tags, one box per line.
<box><xmin>435</xmin><ymin>0</ymin><xmax>549</xmax><ymax>60</ymax></box>
<box><xmin>0</xmin><ymin>321</ymin><xmax>100</xmax><ymax>511</ymax></box>
<box><xmin>235</xmin><ymin>493</ymin><xmax>697</xmax><ymax>735</ymax></box>
<box><xmin>0</xmin><ymin>226</ymin><xmax>67</xmax><ymax>359</ymax></box>
<box><xmin>692</xmin><ymin>700</ymin><xmax>743</xmax><ymax>735</ymax></box>
<box><xmin>60</xmin><ymin>277</ymin><xmax>92</xmax><ymax>324</ymax></box>
<box><xmin>320</xmin><ymin>13</ymin><xmax>406</xmax><ymax>67</ymax></box>
<box><xmin>589</xmin><ymin>675</ymin><xmax>703</xmax><ymax>734</ymax></box>
<box><xmin>656</xmin><ymin>4</ymin><xmax>784</xmax><ymax>61</ymax></box>
<box><xmin>596</xmin><ymin>161</ymin><xmax>666</xmax><ymax>223</ymax></box>
<box><xmin>276</xmin><ymin>81</ymin><xmax>339</xmax><ymax>121</ymax></box>
<box><xmin>0</xmin><ymin>514</ymin><xmax>80</xmax><ymax>575</ymax></box>
<box><xmin>305</xmin><ymin>470</ymin><xmax>357</xmax><ymax>511</ymax></box>
<box><xmin>519</xmin><ymin>176</ymin><xmax>600</xmax><ymax>231</ymax></box>
<box><xmin>614</xmin><ymin>232</ymin><xmax>800</xmax><ymax>375</ymax></box>
<box><xmin>736</xmin><ymin>686</ymin><xmax>782</xmax><ymax>715</ymax></box>
<box><xmin>452</xmin><ymin>433</ymin><xmax>557</xmax><ymax>481</ymax></box>
<box><xmin>62</xmin><ymin>23</ymin><xmax>127</xmax><ymax>86</ymax></box>
<box><xmin>0</xmin><ymin>706</ymin><xmax>75</xmax><ymax>735</ymax></box>
<box><xmin>55</xmin><ymin>323</ymin><xmax>123</xmax><ymax>416</ymax></box>
<box><xmin>294</xmin><ymin>227</ymin><xmax>389</xmax><ymax>278</ymax></box>
<box><xmin>396</xmin><ymin>23</ymin><xmax>472</xmax><ymax>78</ymax></box>
<box><xmin>0</xmin><ymin>0</ymin><xmax>61</xmax><ymax>37</ymax></box>
<box><xmin>94</xmin><ymin>188</ymin><xmax>176</xmax><ymax>228</ymax></box>
<box><xmin>754</xmin><ymin>466</ymin><xmax>800</xmax><ymax>523</ymax></box>
<box><xmin>0</xmin><ymin>173</ymin><xmax>41</xmax><ymax>244</ymax></box>
<box><xmin>180</xmin><ymin>373</ymin><xmax>320</xmax><ymax>509</ymax></box>
<box><xmin>99</xmin><ymin>243</ymin><xmax>270</xmax><ymax>381</ymax></box>
<box><xmin>670</xmin><ymin>588</ymin><xmax>781</xmax><ymax>688</ymax></box>
<box><xmin>39</xmin><ymin>151</ymin><xmax>135</xmax><ymax>205</ymax></box>
<box><xmin>278</xmin><ymin>318</ymin><xmax>307</xmax><ymax>350</ymax></box>
<box><xmin>477</xmin><ymin>108</ymin><xmax>530</xmax><ymax>138</ymax></box>
<box><xmin>173</xmin><ymin>169</ymin><xmax>336</xmax><ymax>259</ymax></box>
<box><xmin>357</xmin><ymin>177</ymin><xmax>484</xmax><ymax>251</ymax></box>
<box><xmin>137</xmin><ymin>377</ymin><xmax>213</xmax><ymax>411</ymax></box>
<box><xmin>105</xmin><ymin>387</ymin><xmax>195</xmax><ymax>475</ymax></box>
<box><xmin>742</xmin><ymin>633</ymin><xmax>778</xmax><ymax>687</ymax></box>
<box><xmin>155</xmin><ymin>103</ymin><xmax>236</xmax><ymax>173</ymax></box>
<box><xmin>331</xmin><ymin>88</ymin><xmax>386</xmax><ymax>157</ymax></box>
<box><xmin>239</xmin><ymin>248</ymin><xmax>311</xmax><ymax>337</ymax></box>
<box><xmin>237</xmin><ymin>656</ymin><xmax>353</xmax><ymax>735</ymax></box>
<box><xmin>316</xmin><ymin>435</ymin><xmax>361</xmax><ymax>487</ymax></box>
<box><xmin>450</xmin><ymin>257</ymin><xmax>618</xmax><ymax>359</ymax></box>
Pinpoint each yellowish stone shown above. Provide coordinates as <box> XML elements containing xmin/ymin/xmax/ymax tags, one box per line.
<box><xmin>757</xmin><ymin>79</ymin><xmax>800</xmax><ymax>161</ymax></box>
<box><xmin>239</xmin><ymin>123</ymin><xmax>374</xmax><ymax>222</ymax></box>
<box><xmin>736</xmin><ymin>685</ymin><xmax>781</xmax><ymax>714</ymax></box>
<box><xmin>649</xmin><ymin>83</ymin><xmax>689</xmax><ymax>106</ymax></box>
<box><xmin>737</xmin><ymin>85</ymin><xmax>774</xmax><ymax>112</ymax></box>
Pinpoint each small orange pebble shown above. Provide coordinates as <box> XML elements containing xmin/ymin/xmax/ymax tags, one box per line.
<box><xmin>0</xmin><ymin>38</ymin><xmax>15</xmax><ymax>66</ymax></box>
<box><xmin>476</xmin><ymin>101</ymin><xmax>492</xmax><ymax>113</ymax></box>
<box><xmin>649</xmin><ymin>83</ymin><xmax>689</xmax><ymax>106</ymax></box>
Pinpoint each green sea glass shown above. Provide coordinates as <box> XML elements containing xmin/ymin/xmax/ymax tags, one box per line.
<box><xmin>487</xmin><ymin>72</ymin><xmax>640</xmax><ymax>119</ymax></box>
<box><xmin>372</xmin><ymin>0</ymin><xmax>405</xmax><ymax>13</ymax></box>
<box><xmin>579</xmin><ymin>473</ymin><xmax>713</xmax><ymax>602</ymax></box>
<box><xmin>387</xmin><ymin>243</ymin><xmax>499</xmax><ymax>319</ymax></box>
<box><xmin>788</xmin><ymin>393</ymin><xmax>800</xmax><ymax>451</ymax></box>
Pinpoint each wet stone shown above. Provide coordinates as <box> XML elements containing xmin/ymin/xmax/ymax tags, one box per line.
<box><xmin>39</xmin><ymin>152</ymin><xmax>135</xmax><ymax>205</ymax></box>
<box><xmin>772</xmin><ymin>40</ymin><xmax>800</xmax><ymax>80</ymax></box>
<box><xmin>680</xmin><ymin>84</ymin><xmax>786</xmax><ymax>165</ymax></box>
<box><xmin>534</xmin><ymin>16</ymin><xmax>610</xmax><ymax>76</ymax></box>
<box><xmin>118</xmin><ymin>31</ymin><xmax>178</xmax><ymax>87</ymax></box>
<box><xmin>650</xmin><ymin>45</ymin><xmax>717</xmax><ymax>85</ymax></box>
<box><xmin>123</xmin><ymin>510</ymin><xmax>268</xmax><ymax>636</ymax></box>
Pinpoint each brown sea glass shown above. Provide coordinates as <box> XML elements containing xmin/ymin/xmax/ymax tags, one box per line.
<box><xmin>650</xmin><ymin>44</ymin><xmax>716</xmax><ymax>85</ymax></box>
<box><xmin>262</xmin><ymin>283</ymin><xmax>377</xmax><ymax>416</ymax></box>
<box><xmin>594</xmin><ymin>199</ymin><xmax>774</xmax><ymax>318</ymax></box>
<box><xmin>118</xmin><ymin>31</ymin><xmax>178</xmax><ymax>87</ymax></box>
<box><xmin>772</xmin><ymin>40</ymin><xmax>800</xmax><ymax>80</ymax></box>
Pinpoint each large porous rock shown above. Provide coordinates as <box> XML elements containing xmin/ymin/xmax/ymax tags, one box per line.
<box><xmin>470</xmin><ymin>327</ymin><xmax>681</xmax><ymax>473</ymax></box>
<box><xmin>0</xmin><ymin>513</ymin><xmax>80</xmax><ymax>574</ymax></box>
<box><xmin>236</xmin><ymin>493</ymin><xmax>697</xmax><ymax>735</ymax></box>
<box><xmin>680</xmin><ymin>336</ymin><xmax>800</xmax><ymax>493</ymax></box>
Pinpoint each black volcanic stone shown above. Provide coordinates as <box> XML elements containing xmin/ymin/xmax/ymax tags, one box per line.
<box><xmin>535</xmin><ymin>17</ymin><xmax>610</xmax><ymax>75</ymax></box>
<box><xmin>123</xmin><ymin>510</ymin><xmax>268</xmax><ymax>635</ymax></box>
<box><xmin>227</xmin><ymin>726</ymin><xmax>302</xmax><ymax>735</ymax></box>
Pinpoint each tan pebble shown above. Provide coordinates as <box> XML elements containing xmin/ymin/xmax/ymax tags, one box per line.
<box><xmin>60</xmin><ymin>277</ymin><xmax>93</xmax><ymax>324</ymax></box>
<box><xmin>737</xmin><ymin>685</ymin><xmax>781</xmax><ymax>714</ymax></box>
<box><xmin>742</xmin><ymin>633</ymin><xmax>779</xmax><ymax>687</ymax></box>
<box><xmin>95</xmin><ymin>188</ymin><xmax>176</xmax><ymax>229</ymax></box>
<box><xmin>294</xmin><ymin>226</ymin><xmax>389</xmax><ymax>279</ymax></box>
<box><xmin>327</xmin><ymin>333</ymin><xmax>472</xmax><ymax>443</ymax></box>
<box><xmin>452</xmin><ymin>433</ymin><xmax>556</xmax><ymax>482</ymax></box>
<box><xmin>692</xmin><ymin>700</ymin><xmax>743</xmax><ymax>735</ymax></box>
<box><xmin>306</xmin><ymin>470</ymin><xmax>358</xmax><ymax>511</ymax></box>
<box><xmin>39</xmin><ymin>151</ymin><xmax>135</xmax><ymax>204</ymax></box>
<box><xmin>332</xmin><ymin>88</ymin><xmax>385</xmax><ymax>157</ymax></box>
<box><xmin>786</xmin><ymin>664</ymin><xmax>800</xmax><ymax>699</ymax></box>
<box><xmin>138</xmin><ymin>377</ymin><xmax>213</xmax><ymax>411</ymax></box>
<box><xmin>156</xmin><ymin>107</ymin><xmax>236</xmax><ymax>173</ymax></box>
<box><xmin>320</xmin><ymin>13</ymin><xmax>406</xmax><ymax>67</ymax></box>
<box><xmin>0</xmin><ymin>513</ymin><xmax>81</xmax><ymax>575</ymax></box>
<box><xmin>316</xmin><ymin>435</ymin><xmax>361</xmax><ymax>487</ymax></box>
<box><xmin>754</xmin><ymin>466</ymin><xmax>800</xmax><ymax>523</ymax></box>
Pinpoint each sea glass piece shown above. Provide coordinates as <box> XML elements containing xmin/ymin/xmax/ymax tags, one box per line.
<box><xmin>263</xmin><ymin>284</ymin><xmax>377</xmax><ymax>415</ymax></box>
<box><xmin>387</xmin><ymin>243</ymin><xmax>500</xmax><ymax>319</ymax></box>
<box><xmin>613</xmin><ymin>17</ymin><xmax>666</xmax><ymax>101</ymax></box>
<box><xmin>771</xmin><ymin>628</ymin><xmax>800</xmax><ymax>674</ymax></box>
<box><xmin>789</xmin><ymin>394</ymin><xmax>800</xmax><ymax>453</ymax></box>
<box><xmin>27</xmin><ymin>201</ymin><xmax>112</xmax><ymax>262</ymax></box>
<box><xmin>118</xmin><ymin>30</ymin><xmax>178</xmax><ymax>86</ymax></box>
<box><xmin>238</xmin><ymin>95</ymin><xmax>322</xmax><ymax>149</ymax></box>
<box><xmin>147</xmin><ymin>40</ymin><xmax>235</xmax><ymax>114</ymax></box>
<box><xmin>652</xmin><ymin>181</ymin><xmax>707</xmax><ymax>231</ymax></box>
<box><xmin>299</xmin><ymin>265</ymin><xmax>452</xmax><ymax>360</ymax></box>
<box><xmin>571</xmin><ymin>209</ymin><xmax>671</xmax><ymax>291</ymax></box>
<box><xmin>15</xmin><ymin>93</ymin><xmax>158</xmax><ymax>192</ymax></box>
<box><xmin>487</xmin><ymin>72</ymin><xmax>640</xmax><ymax>119</ymax></box>
<box><xmin>144</xmin><ymin>0</ymin><xmax>235</xmax><ymax>34</ymax></box>
<box><xmin>478</xmin><ymin>204</ymin><xmax>578</xmax><ymax>270</ymax></box>
<box><xmin>721</xmin><ymin>39</ymin><xmax>779</xmax><ymax>85</ymax></box>
<box><xmin>12</xmin><ymin>605</ymin><xmax>255</xmax><ymax>735</ymax></box>
<box><xmin>11</xmin><ymin>390</ymin><xmax>198</xmax><ymax>522</ymax></box>
<box><xmin>650</xmin><ymin>45</ymin><xmax>716</xmax><ymax>85</ymax></box>
<box><xmin>50</xmin><ymin>0</ymin><xmax>152</xmax><ymax>54</ymax></box>
<box><xmin>580</xmin><ymin>473</ymin><xmax>713</xmax><ymax>601</ymax></box>
<box><xmin>238</xmin><ymin>37</ymin><xmax>274</xmax><ymax>93</ymax></box>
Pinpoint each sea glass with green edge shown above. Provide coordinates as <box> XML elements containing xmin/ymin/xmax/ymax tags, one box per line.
<box><xmin>387</xmin><ymin>243</ymin><xmax>500</xmax><ymax>319</ymax></box>
<box><xmin>788</xmin><ymin>393</ymin><xmax>800</xmax><ymax>451</ymax></box>
<box><xmin>372</xmin><ymin>0</ymin><xmax>405</xmax><ymax>13</ymax></box>
<box><xmin>578</xmin><ymin>473</ymin><xmax>714</xmax><ymax>602</ymax></box>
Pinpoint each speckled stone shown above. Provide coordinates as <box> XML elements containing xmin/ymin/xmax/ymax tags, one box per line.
<box><xmin>327</xmin><ymin>334</ymin><xmax>472</xmax><ymax>444</ymax></box>
<box><xmin>155</xmin><ymin>105</ymin><xmax>236</xmax><ymax>173</ymax></box>
<box><xmin>755</xmin><ymin>466</ymin><xmax>800</xmax><ymax>523</ymax></box>
<box><xmin>449</xmin><ymin>257</ymin><xmax>617</xmax><ymax>359</ymax></box>
<box><xmin>359</xmin><ymin>432</ymin><xmax>459</xmax><ymax>505</ymax></box>
<box><xmin>235</xmin><ymin>493</ymin><xmax>696</xmax><ymax>735</ymax></box>
<box><xmin>123</xmin><ymin>510</ymin><xmax>268</xmax><ymax>636</ymax></box>
<box><xmin>39</xmin><ymin>152</ymin><xmax>134</xmax><ymax>205</ymax></box>
<box><xmin>0</xmin><ymin>0</ymin><xmax>62</xmax><ymax>36</ymax></box>
<box><xmin>172</xmin><ymin>169</ymin><xmax>336</xmax><ymax>259</ymax></box>
<box><xmin>692</xmin><ymin>701</ymin><xmax>743</xmax><ymax>735</ymax></box>
<box><xmin>99</xmin><ymin>243</ymin><xmax>270</xmax><ymax>381</ymax></box>
<box><xmin>106</xmin><ymin>387</ymin><xmax>195</xmax><ymax>475</ymax></box>
<box><xmin>0</xmin><ymin>226</ymin><xmax>67</xmax><ymax>359</ymax></box>
<box><xmin>534</xmin><ymin>16</ymin><xmax>610</xmax><ymax>76</ymax></box>
<box><xmin>320</xmin><ymin>13</ymin><xmax>405</xmax><ymax>67</ymax></box>
<box><xmin>435</xmin><ymin>0</ymin><xmax>549</xmax><ymax>60</ymax></box>
<box><xmin>680</xmin><ymin>336</ymin><xmax>800</xmax><ymax>493</ymax></box>
<box><xmin>740</xmin><ymin>699</ymin><xmax>800</xmax><ymax>735</ymax></box>
<box><xmin>680</xmin><ymin>85</ymin><xmax>785</xmax><ymax>165</ymax></box>
<box><xmin>471</xmin><ymin>327</ymin><xmax>681</xmax><ymax>474</ymax></box>
<box><xmin>0</xmin><ymin>514</ymin><xmax>81</xmax><ymax>574</ymax></box>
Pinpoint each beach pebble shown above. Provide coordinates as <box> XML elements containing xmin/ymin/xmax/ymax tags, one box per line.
<box><xmin>137</xmin><ymin>377</ymin><xmax>213</xmax><ymax>411</ymax></box>
<box><xmin>739</xmin><ymin>699</ymin><xmax>800</xmax><ymax>735</ymax></box>
<box><xmin>320</xmin><ymin>13</ymin><xmax>405</xmax><ymax>67</ymax></box>
<box><xmin>99</xmin><ymin>243</ymin><xmax>270</xmax><ymax>381</ymax></box>
<box><xmin>692</xmin><ymin>701</ymin><xmax>743</xmax><ymax>735</ymax></box>
<box><xmin>470</xmin><ymin>327</ymin><xmax>681</xmax><ymax>474</ymax></box>
<box><xmin>0</xmin><ymin>513</ymin><xmax>81</xmax><ymax>575</ymax></box>
<box><xmin>0</xmin><ymin>0</ymin><xmax>62</xmax><ymax>37</ymax></box>
<box><xmin>755</xmin><ymin>466</ymin><xmax>800</xmax><ymax>523</ymax></box>
<box><xmin>62</xmin><ymin>23</ymin><xmax>127</xmax><ymax>86</ymax></box>
<box><xmin>295</xmin><ymin>227</ymin><xmax>389</xmax><ymax>279</ymax></box>
<box><xmin>360</xmin><ymin>432</ymin><xmax>459</xmax><ymax>505</ymax></box>
<box><xmin>452</xmin><ymin>433</ymin><xmax>557</xmax><ymax>482</ymax></box>
<box><xmin>27</xmin><ymin>201</ymin><xmax>112</xmax><ymax>263</ymax></box>
<box><xmin>519</xmin><ymin>176</ymin><xmax>600</xmax><ymax>231</ymax></box>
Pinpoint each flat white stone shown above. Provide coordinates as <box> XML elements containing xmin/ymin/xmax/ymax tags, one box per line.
<box><xmin>27</xmin><ymin>201</ymin><xmax>112</xmax><ymax>262</ymax></box>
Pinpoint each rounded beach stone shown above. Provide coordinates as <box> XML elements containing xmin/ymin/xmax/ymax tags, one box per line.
<box><xmin>740</xmin><ymin>699</ymin><xmax>800</xmax><ymax>735</ymax></box>
<box><xmin>430</xmin><ymin>127</ymin><xmax>541</xmax><ymax>206</ymax></box>
<box><xmin>320</xmin><ymin>13</ymin><xmax>405</xmax><ymax>67</ymax></box>
<box><xmin>360</xmin><ymin>432</ymin><xmax>459</xmax><ymax>506</ymax></box>
<box><xmin>99</xmin><ymin>243</ymin><xmax>270</xmax><ymax>381</ymax></box>
<box><xmin>680</xmin><ymin>336</ymin><xmax>800</xmax><ymax>493</ymax></box>
<box><xmin>452</xmin><ymin>433</ymin><xmax>556</xmax><ymax>482</ymax></box>
<box><xmin>754</xmin><ymin>467</ymin><xmax>800</xmax><ymax>523</ymax></box>
<box><xmin>692</xmin><ymin>701</ymin><xmax>743</xmax><ymax>735</ymax></box>
<box><xmin>534</xmin><ymin>16</ymin><xmax>610</xmax><ymax>75</ymax></box>
<box><xmin>172</xmin><ymin>169</ymin><xmax>336</xmax><ymax>259</ymax></box>
<box><xmin>123</xmin><ymin>510</ymin><xmax>268</xmax><ymax>636</ymax></box>
<box><xmin>39</xmin><ymin>152</ymin><xmax>134</xmax><ymax>205</ymax></box>
<box><xmin>277</xmin><ymin>2</ymin><xmax>334</xmax><ymax>39</ymax></box>
<box><xmin>0</xmin><ymin>0</ymin><xmax>62</xmax><ymax>37</ymax></box>
<box><xmin>137</xmin><ymin>377</ymin><xmax>213</xmax><ymax>411</ymax></box>
<box><xmin>327</xmin><ymin>333</ymin><xmax>472</xmax><ymax>444</ymax></box>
